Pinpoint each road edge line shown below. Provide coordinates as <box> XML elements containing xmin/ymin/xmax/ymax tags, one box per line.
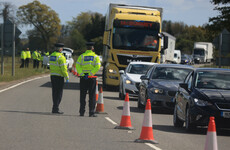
<box><xmin>145</xmin><ymin>143</ymin><xmax>162</xmax><ymax>150</ymax></box>
<box><xmin>105</xmin><ymin>117</ymin><xmax>118</xmax><ymax>125</ymax></box>
<box><xmin>0</xmin><ymin>75</ymin><xmax>49</xmax><ymax>93</ymax></box>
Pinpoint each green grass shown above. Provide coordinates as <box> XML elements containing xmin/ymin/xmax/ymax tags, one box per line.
<box><xmin>0</xmin><ymin>56</ymin><xmax>50</xmax><ymax>82</ymax></box>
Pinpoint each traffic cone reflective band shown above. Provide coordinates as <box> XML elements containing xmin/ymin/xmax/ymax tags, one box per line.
<box><xmin>204</xmin><ymin>117</ymin><xmax>218</xmax><ymax>150</ymax></box>
<box><xmin>96</xmin><ymin>78</ymin><xmax>98</xmax><ymax>101</ymax></box>
<box><xmin>135</xmin><ymin>99</ymin><xmax>158</xmax><ymax>144</ymax></box>
<box><xmin>95</xmin><ymin>86</ymin><xmax>107</xmax><ymax>114</ymax></box>
<box><xmin>115</xmin><ymin>93</ymin><xmax>134</xmax><ymax>130</ymax></box>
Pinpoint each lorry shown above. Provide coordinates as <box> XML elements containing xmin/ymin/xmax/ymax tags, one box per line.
<box><xmin>173</xmin><ymin>50</ymin><xmax>181</xmax><ymax>64</ymax></box>
<box><xmin>102</xmin><ymin>3</ymin><xmax>167</xmax><ymax>88</ymax></box>
<box><xmin>160</xmin><ymin>32</ymin><xmax>176</xmax><ymax>63</ymax></box>
<box><xmin>193</xmin><ymin>42</ymin><xmax>213</xmax><ymax>64</ymax></box>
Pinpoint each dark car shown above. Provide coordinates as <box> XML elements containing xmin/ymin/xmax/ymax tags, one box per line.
<box><xmin>173</xmin><ymin>68</ymin><xmax>230</xmax><ymax>131</ymax></box>
<box><xmin>181</xmin><ymin>54</ymin><xmax>193</xmax><ymax>65</ymax></box>
<box><xmin>138</xmin><ymin>64</ymin><xmax>193</xmax><ymax>109</ymax></box>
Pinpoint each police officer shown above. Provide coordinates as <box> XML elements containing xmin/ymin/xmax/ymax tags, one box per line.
<box><xmin>20</xmin><ymin>50</ymin><xmax>26</xmax><ymax>68</ymax></box>
<box><xmin>50</xmin><ymin>43</ymin><xmax>69</xmax><ymax>114</ymax></box>
<box><xmin>25</xmin><ymin>48</ymin><xmax>31</xmax><ymax>68</ymax></box>
<box><xmin>32</xmin><ymin>50</ymin><xmax>38</xmax><ymax>68</ymax></box>
<box><xmin>76</xmin><ymin>42</ymin><xmax>101</xmax><ymax>117</ymax></box>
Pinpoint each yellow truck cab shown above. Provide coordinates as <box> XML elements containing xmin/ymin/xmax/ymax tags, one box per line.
<box><xmin>102</xmin><ymin>3</ymin><xmax>167</xmax><ymax>88</ymax></box>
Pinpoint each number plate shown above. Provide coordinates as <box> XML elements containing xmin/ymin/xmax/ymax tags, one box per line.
<box><xmin>221</xmin><ymin>111</ymin><xmax>230</xmax><ymax>118</ymax></box>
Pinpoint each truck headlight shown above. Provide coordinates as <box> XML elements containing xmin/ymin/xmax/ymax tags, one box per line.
<box><xmin>150</xmin><ymin>88</ymin><xmax>163</xmax><ymax>94</ymax></box>
<box><xmin>194</xmin><ymin>98</ymin><xmax>212</xmax><ymax>106</ymax></box>
<box><xmin>108</xmin><ymin>69</ymin><xmax>117</xmax><ymax>74</ymax></box>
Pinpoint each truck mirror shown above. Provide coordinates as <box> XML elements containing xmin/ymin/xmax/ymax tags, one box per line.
<box><xmin>103</xmin><ymin>30</ymin><xmax>111</xmax><ymax>49</ymax></box>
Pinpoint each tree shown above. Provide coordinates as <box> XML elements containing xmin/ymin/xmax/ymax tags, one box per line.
<box><xmin>17</xmin><ymin>0</ymin><xmax>61</xmax><ymax>50</ymax></box>
<box><xmin>209</xmin><ymin>0</ymin><xmax>230</xmax><ymax>32</ymax></box>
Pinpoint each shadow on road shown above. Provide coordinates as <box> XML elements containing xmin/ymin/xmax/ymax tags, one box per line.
<box><xmin>153</xmin><ymin>124</ymin><xmax>230</xmax><ymax>136</ymax></box>
<box><xmin>0</xmin><ymin>109</ymin><xmax>77</xmax><ymax>117</ymax></box>
<box><xmin>40</xmin><ymin>82</ymin><xmax>80</xmax><ymax>90</ymax></box>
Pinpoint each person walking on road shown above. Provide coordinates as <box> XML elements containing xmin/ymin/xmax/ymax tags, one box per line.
<box><xmin>25</xmin><ymin>48</ymin><xmax>31</xmax><ymax>68</ymax></box>
<box><xmin>76</xmin><ymin>42</ymin><xmax>101</xmax><ymax>117</ymax></box>
<box><xmin>49</xmin><ymin>43</ymin><xmax>69</xmax><ymax>114</ymax></box>
<box><xmin>20</xmin><ymin>50</ymin><xmax>26</xmax><ymax>68</ymax></box>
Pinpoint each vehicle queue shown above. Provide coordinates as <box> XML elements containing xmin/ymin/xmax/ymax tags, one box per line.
<box><xmin>115</xmin><ymin>62</ymin><xmax>230</xmax><ymax>131</ymax></box>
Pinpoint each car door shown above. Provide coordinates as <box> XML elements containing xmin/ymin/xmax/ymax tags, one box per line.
<box><xmin>177</xmin><ymin>72</ymin><xmax>193</xmax><ymax>120</ymax></box>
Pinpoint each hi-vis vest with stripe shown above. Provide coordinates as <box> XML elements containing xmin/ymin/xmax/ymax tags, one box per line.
<box><xmin>21</xmin><ymin>51</ymin><xmax>26</xmax><ymax>60</ymax></box>
<box><xmin>49</xmin><ymin>51</ymin><xmax>69</xmax><ymax>80</ymax></box>
<box><xmin>76</xmin><ymin>50</ymin><xmax>101</xmax><ymax>76</ymax></box>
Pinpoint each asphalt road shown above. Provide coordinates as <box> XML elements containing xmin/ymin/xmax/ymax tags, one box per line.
<box><xmin>0</xmin><ymin>68</ymin><xmax>230</xmax><ymax>150</ymax></box>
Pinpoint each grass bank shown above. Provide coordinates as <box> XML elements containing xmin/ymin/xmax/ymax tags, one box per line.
<box><xmin>0</xmin><ymin>56</ymin><xmax>50</xmax><ymax>82</ymax></box>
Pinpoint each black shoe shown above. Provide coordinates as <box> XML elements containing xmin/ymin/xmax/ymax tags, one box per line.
<box><xmin>80</xmin><ymin>113</ymin><xmax>84</xmax><ymax>117</ymax></box>
<box><xmin>89</xmin><ymin>114</ymin><xmax>97</xmax><ymax>117</ymax></box>
<box><xmin>52</xmin><ymin>111</ymin><xmax>64</xmax><ymax>114</ymax></box>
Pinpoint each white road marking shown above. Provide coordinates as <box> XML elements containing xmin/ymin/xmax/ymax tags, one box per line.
<box><xmin>145</xmin><ymin>143</ymin><xmax>162</xmax><ymax>150</ymax></box>
<box><xmin>105</xmin><ymin>117</ymin><xmax>118</xmax><ymax>125</ymax></box>
<box><xmin>0</xmin><ymin>75</ymin><xmax>49</xmax><ymax>93</ymax></box>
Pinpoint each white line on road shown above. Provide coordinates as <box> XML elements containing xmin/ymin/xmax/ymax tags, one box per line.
<box><xmin>0</xmin><ymin>75</ymin><xmax>49</xmax><ymax>93</ymax></box>
<box><xmin>105</xmin><ymin>117</ymin><xmax>118</xmax><ymax>125</ymax></box>
<box><xmin>145</xmin><ymin>143</ymin><xmax>162</xmax><ymax>150</ymax></box>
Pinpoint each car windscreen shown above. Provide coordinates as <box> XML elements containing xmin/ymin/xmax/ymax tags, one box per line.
<box><xmin>127</xmin><ymin>64</ymin><xmax>153</xmax><ymax>74</ymax></box>
<box><xmin>151</xmin><ymin>67</ymin><xmax>192</xmax><ymax>80</ymax></box>
<box><xmin>195</xmin><ymin>71</ymin><xmax>230</xmax><ymax>90</ymax></box>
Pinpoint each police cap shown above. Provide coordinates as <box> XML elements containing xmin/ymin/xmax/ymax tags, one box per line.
<box><xmin>54</xmin><ymin>43</ymin><xmax>64</xmax><ymax>48</ymax></box>
<box><xmin>86</xmin><ymin>42</ymin><xmax>95</xmax><ymax>46</ymax></box>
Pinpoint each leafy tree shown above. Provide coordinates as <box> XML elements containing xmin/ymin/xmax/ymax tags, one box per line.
<box><xmin>69</xmin><ymin>29</ymin><xmax>86</xmax><ymax>54</ymax></box>
<box><xmin>17</xmin><ymin>0</ymin><xmax>61</xmax><ymax>50</ymax></box>
<box><xmin>209</xmin><ymin>0</ymin><xmax>230</xmax><ymax>32</ymax></box>
<box><xmin>0</xmin><ymin>2</ymin><xmax>16</xmax><ymax>22</ymax></box>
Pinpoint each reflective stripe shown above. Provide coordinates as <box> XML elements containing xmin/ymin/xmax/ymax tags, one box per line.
<box><xmin>90</xmin><ymin>71</ymin><xmax>93</xmax><ymax>75</ymax></box>
<box><xmin>81</xmin><ymin>55</ymin><xmax>84</xmax><ymax>64</ymax></box>
<box><xmin>51</xmin><ymin>73</ymin><xmax>62</xmax><ymax>76</ymax></box>
<box><xmin>76</xmin><ymin>62</ymin><xmax>81</xmax><ymax>64</ymax></box>
<box><xmin>95</xmin><ymin>63</ymin><xmax>101</xmax><ymax>65</ymax></box>
<box><xmin>60</xmin><ymin>63</ymin><xmax>67</xmax><ymax>66</ymax></box>
<box><xmin>80</xmin><ymin>73</ymin><xmax>84</xmax><ymax>76</ymax></box>
<box><xmin>83</xmin><ymin>70</ymin><xmax>91</xmax><ymax>72</ymax></box>
<box><xmin>49</xmin><ymin>63</ymin><xmax>59</xmax><ymax>66</ymax></box>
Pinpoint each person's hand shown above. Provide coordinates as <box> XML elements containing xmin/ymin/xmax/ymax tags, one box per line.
<box><xmin>66</xmin><ymin>79</ymin><xmax>69</xmax><ymax>83</ymax></box>
<box><xmin>84</xmin><ymin>74</ymin><xmax>89</xmax><ymax>80</ymax></box>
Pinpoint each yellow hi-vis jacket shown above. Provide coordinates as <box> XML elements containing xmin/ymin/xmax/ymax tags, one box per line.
<box><xmin>25</xmin><ymin>50</ymin><xmax>31</xmax><ymax>59</ymax></box>
<box><xmin>76</xmin><ymin>50</ymin><xmax>101</xmax><ymax>76</ymax></box>
<box><xmin>21</xmin><ymin>51</ymin><xmax>26</xmax><ymax>60</ymax></box>
<box><xmin>49</xmin><ymin>51</ymin><xmax>69</xmax><ymax>80</ymax></box>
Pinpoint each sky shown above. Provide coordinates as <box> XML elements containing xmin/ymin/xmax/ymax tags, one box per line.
<box><xmin>0</xmin><ymin>0</ymin><xmax>219</xmax><ymax>37</ymax></box>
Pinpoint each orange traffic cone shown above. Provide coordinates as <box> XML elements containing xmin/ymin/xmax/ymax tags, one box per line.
<box><xmin>95</xmin><ymin>86</ymin><xmax>107</xmax><ymax>114</ymax></box>
<box><xmin>135</xmin><ymin>99</ymin><xmax>158</xmax><ymax>144</ymax></box>
<box><xmin>204</xmin><ymin>117</ymin><xmax>218</xmax><ymax>150</ymax></box>
<box><xmin>95</xmin><ymin>78</ymin><xmax>98</xmax><ymax>101</ymax></box>
<box><xmin>115</xmin><ymin>93</ymin><xmax>134</xmax><ymax>130</ymax></box>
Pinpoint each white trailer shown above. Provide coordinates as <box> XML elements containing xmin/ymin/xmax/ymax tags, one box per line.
<box><xmin>173</xmin><ymin>50</ymin><xmax>181</xmax><ymax>64</ymax></box>
<box><xmin>160</xmin><ymin>32</ymin><xmax>176</xmax><ymax>63</ymax></box>
<box><xmin>193</xmin><ymin>42</ymin><xmax>213</xmax><ymax>64</ymax></box>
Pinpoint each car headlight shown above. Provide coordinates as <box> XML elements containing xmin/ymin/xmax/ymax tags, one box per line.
<box><xmin>194</xmin><ymin>98</ymin><xmax>212</xmax><ymax>106</ymax></box>
<box><xmin>108</xmin><ymin>69</ymin><xmax>117</xmax><ymax>74</ymax></box>
<box><xmin>150</xmin><ymin>88</ymin><xmax>163</xmax><ymax>94</ymax></box>
<box><xmin>125</xmin><ymin>79</ymin><xmax>133</xmax><ymax>84</ymax></box>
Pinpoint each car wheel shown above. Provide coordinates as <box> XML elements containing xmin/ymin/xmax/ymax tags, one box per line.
<box><xmin>119</xmin><ymin>83</ymin><xmax>125</xmax><ymax>100</ymax></box>
<box><xmin>173</xmin><ymin>105</ymin><xmax>184</xmax><ymax>127</ymax></box>
<box><xmin>185</xmin><ymin>107</ymin><xmax>196</xmax><ymax>131</ymax></box>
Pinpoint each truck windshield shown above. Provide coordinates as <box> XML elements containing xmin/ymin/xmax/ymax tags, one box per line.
<box><xmin>194</xmin><ymin>49</ymin><xmax>205</xmax><ymax>56</ymax></box>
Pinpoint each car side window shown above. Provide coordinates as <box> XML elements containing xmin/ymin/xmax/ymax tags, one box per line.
<box><xmin>147</xmin><ymin>66</ymin><xmax>154</xmax><ymax>78</ymax></box>
<box><xmin>187</xmin><ymin>74</ymin><xmax>193</xmax><ymax>89</ymax></box>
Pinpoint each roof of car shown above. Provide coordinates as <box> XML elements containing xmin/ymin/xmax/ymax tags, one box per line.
<box><xmin>194</xmin><ymin>68</ymin><xmax>230</xmax><ymax>72</ymax></box>
<box><xmin>154</xmin><ymin>64</ymin><xmax>194</xmax><ymax>69</ymax></box>
<box><xmin>129</xmin><ymin>62</ymin><xmax>157</xmax><ymax>65</ymax></box>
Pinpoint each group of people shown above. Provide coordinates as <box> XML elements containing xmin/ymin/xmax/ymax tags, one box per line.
<box><xmin>50</xmin><ymin>42</ymin><xmax>101</xmax><ymax>117</ymax></box>
<box><xmin>20</xmin><ymin>48</ymin><xmax>50</xmax><ymax>69</ymax></box>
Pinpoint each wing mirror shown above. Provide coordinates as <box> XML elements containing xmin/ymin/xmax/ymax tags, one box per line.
<box><xmin>140</xmin><ymin>75</ymin><xmax>149</xmax><ymax>80</ymax></box>
<box><xmin>119</xmin><ymin>70</ymin><xmax>125</xmax><ymax>74</ymax></box>
<box><xmin>179</xmin><ymin>83</ymin><xmax>189</xmax><ymax>91</ymax></box>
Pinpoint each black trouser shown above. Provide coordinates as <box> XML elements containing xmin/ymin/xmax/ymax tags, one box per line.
<box><xmin>20</xmin><ymin>59</ymin><xmax>25</xmax><ymax>68</ymax></box>
<box><xmin>25</xmin><ymin>58</ymin><xmax>29</xmax><ymax>68</ymax></box>
<box><xmin>79</xmin><ymin>77</ymin><xmax>96</xmax><ymax>115</ymax></box>
<box><xmin>51</xmin><ymin>76</ymin><xmax>64</xmax><ymax>112</ymax></box>
<box><xmin>36</xmin><ymin>60</ymin><xmax>39</xmax><ymax>68</ymax></box>
<box><xmin>33</xmin><ymin>59</ymin><xmax>37</xmax><ymax>68</ymax></box>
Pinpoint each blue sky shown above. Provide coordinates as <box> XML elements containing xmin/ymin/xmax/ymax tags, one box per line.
<box><xmin>0</xmin><ymin>0</ymin><xmax>219</xmax><ymax>37</ymax></box>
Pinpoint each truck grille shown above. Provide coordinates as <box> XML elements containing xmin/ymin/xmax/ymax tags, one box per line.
<box><xmin>117</xmin><ymin>54</ymin><xmax>152</xmax><ymax>65</ymax></box>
